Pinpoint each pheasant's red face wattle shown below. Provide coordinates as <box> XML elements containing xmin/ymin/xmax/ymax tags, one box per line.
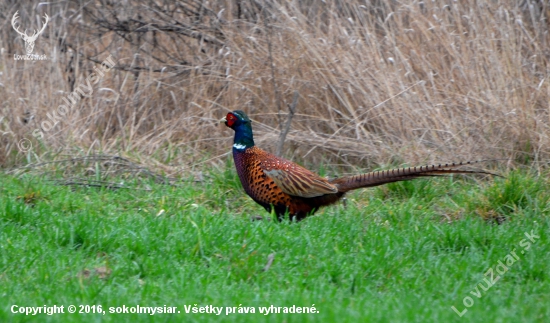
<box><xmin>225</xmin><ymin>113</ymin><xmax>237</xmax><ymax>128</ymax></box>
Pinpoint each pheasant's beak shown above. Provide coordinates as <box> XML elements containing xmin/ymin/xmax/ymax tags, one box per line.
<box><xmin>219</xmin><ymin>117</ymin><xmax>227</xmax><ymax>124</ymax></box>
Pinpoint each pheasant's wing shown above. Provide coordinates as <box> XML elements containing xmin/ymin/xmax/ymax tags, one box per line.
<box><xmin>259</xmin><ymin>157</ymin><xmax>338</xmax><ymax>198</ymax></box>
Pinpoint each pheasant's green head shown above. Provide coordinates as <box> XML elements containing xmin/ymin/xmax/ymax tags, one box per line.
<box><xmin>222</xmin><ymin>110</ymin><xmax>255</xmax><ymax>150</ymax></box>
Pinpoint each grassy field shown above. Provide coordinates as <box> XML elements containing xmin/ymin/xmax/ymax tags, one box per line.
<box><xmin>1</xmin><ymin>167</ymin><xmax>548</xmax><ymax>322</ymax></box>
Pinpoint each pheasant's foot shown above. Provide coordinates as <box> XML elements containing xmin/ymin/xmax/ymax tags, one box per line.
<box><xmin>250</xmin><ymin>215</ymin><xmax>271</xmax><ymax>221</ymax></box>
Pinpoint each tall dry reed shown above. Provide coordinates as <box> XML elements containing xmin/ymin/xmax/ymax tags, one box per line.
<box><xmin>1</xmin><ymin>0</ymin><xmax>549</xmax><ymax>174</ymax></box>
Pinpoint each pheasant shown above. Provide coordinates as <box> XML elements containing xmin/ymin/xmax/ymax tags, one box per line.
<box><xmin>222</xmin><ymin>110</ymin><xmax>494</xmax><ymax>221</ymax></box>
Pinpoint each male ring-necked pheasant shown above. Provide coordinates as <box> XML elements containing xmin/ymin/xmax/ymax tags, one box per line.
<box><xmin>222</xmin><ymin>110</ymin><xmax>493</xmax><ymax>221</ymax></box>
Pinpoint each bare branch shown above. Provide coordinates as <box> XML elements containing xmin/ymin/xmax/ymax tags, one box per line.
<box><xmin>262</xmin><ymin>253</ymin><xmax>275</xmax><ymax>272</ymax></box>
<box><xmin>261</xmin><ymin>2</ymin><xmax>284</xmax><ymax>138</ymax></box>
<box><xmin>276</xmin><ymin>91</ymin><xmax>299</xmax><ymax>156</ymax></box>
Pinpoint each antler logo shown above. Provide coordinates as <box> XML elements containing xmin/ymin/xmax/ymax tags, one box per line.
<box><xmin>11</xmin><ymin>11</ymin><xmax>49</xmax><ymax>55</ymax></box>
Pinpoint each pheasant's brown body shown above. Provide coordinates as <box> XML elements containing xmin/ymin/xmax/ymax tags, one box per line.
<box><xmin>233</xmin><ymin>146</ymin><xmax>344</xmax><ymax>220</ymax></box>
<box><xmin>222</xmin><ymin>110</ymin><xmax>494</xmax><ymax>221</ymax></box>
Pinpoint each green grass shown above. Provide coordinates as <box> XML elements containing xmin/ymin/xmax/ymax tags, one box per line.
<box><xmin>0</xmin><ymin>169</ymin><xmax>549</xmax><ymax>322</ymax></box>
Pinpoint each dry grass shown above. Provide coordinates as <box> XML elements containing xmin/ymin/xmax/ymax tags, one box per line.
<box><xmin>1</xmin><ymin>0</ymin><xmax>549</xmax><ymax>174</ymax></box>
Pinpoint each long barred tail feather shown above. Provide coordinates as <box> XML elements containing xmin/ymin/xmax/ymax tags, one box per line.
<box><xmin>331</xmin><ymin>161</ymin><xmax>500</xmax><ymax>193</ymax></box>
